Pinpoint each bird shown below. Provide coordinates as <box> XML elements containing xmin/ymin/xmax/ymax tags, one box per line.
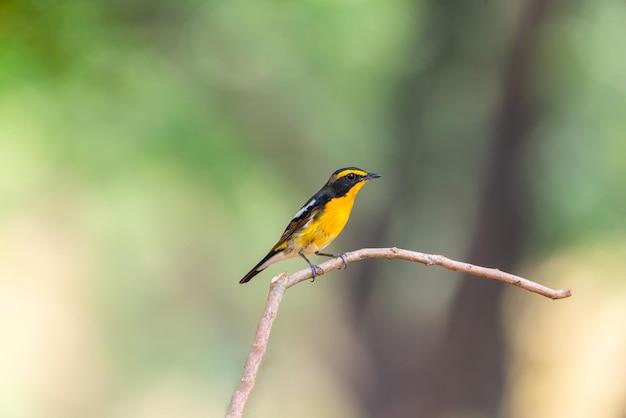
<box><xmin>240</xmin><ymin>167</ymin><xmax>381</xmax><ymax>283</ymax></box>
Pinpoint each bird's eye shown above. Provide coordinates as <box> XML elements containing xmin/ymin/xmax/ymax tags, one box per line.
<box><xmin>346</xmin><ymin>173</ymin><xmax>356</xmax><ymax>181</ymax></box>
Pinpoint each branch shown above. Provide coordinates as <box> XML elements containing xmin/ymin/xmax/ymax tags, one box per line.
<box><xmin>226</xmin><ymin>247</ymin><xmax>571</xmax><ymax>417</ymax></box>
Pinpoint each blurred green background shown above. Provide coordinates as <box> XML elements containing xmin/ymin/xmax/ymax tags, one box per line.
<box><xmin>1</xmin><ymin>0</ymin><xmax>626</xmax><ymax>417</ymax></box>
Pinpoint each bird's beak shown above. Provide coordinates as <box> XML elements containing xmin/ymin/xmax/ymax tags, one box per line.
<box><xmin>365</xmin><ymin>172</ymin><xmax>382</xmax><ymax>180</ymax></box>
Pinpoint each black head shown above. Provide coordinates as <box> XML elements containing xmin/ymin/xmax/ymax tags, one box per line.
<box><xmin>325</xmin><ymin>167</ymin><xmax>381</xmax><ymax>197</ymax></box>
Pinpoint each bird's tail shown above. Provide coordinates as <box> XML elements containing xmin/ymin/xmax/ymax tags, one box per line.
<box><xmin>239</xmin><ymin>249</ymin><xmax>283</xmax><ymax>284</ymax></box>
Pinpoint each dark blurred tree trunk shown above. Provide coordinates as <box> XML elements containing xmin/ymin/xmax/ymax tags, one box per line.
<box><xmin>346</xmin><ymin>0</ymin><xmax>551</xmax><ymax>417</ymax></box>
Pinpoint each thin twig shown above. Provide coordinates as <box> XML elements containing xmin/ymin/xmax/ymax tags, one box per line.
<box><xmin>226</xmin><ymin>247</ymin><xmax>571</xmax><ymax>417</ymax></box>
<box><xmin>226</xmin><ymin>274</ymin><xmax>288</xmax><ymax>418</ymax></box>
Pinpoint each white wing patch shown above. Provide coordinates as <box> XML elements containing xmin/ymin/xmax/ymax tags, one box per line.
<box><xmin>294</xmin><ymin>198</ymin><xmax>316</xmax><ymax>219</ymax></box>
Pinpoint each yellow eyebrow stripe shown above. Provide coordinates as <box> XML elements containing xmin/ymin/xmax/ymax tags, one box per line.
<box><xmin>335</xmin><ymin>169</ymin><xmax>368</xmax><ymax>179</ymax></box>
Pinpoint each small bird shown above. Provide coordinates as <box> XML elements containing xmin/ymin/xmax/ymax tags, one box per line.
<box><xmin>240</xmin><ymin>167</ymin><xmax>381</xmax><ymax>283</ymax></box>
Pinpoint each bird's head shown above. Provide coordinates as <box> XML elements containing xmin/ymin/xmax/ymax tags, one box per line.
<box><xmin>326</xmin><ymin>167</ymin><xmax>381</xmax><ymax>197</ymax></box>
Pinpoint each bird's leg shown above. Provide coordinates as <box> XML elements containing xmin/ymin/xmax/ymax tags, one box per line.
<box><xmin>299</xmin><ymin>251</ymin><xmax>322</xmax><ymax>282</ymax></box>
<box><xmin>315</xmin><ymin>251</ymin><xmax>348</xmax><ymax>270</ymax></box>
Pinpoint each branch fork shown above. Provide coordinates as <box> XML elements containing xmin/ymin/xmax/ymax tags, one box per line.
<box><xmin>226</xmin><ymin>247</ymin><xmax>571</xmax><ymax>417</ymax></box>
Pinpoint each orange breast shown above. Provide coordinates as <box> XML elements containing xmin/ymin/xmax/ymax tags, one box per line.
<box><xmin>294</xmin><ymin>182</ymin><xmax>365</xmax><ymax>254</ymax></box>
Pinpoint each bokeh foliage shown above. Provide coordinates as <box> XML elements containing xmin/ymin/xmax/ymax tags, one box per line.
<box><xmin>1</xmin><ymin>0</ymin><xmax>625</xmax><ymax>417</ymax></box>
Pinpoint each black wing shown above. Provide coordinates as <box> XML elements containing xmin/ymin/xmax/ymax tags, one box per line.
<box><xmin>239</xmin><ymin>193</ymin><xmax>326</xmax><ymax>283</ymax></box>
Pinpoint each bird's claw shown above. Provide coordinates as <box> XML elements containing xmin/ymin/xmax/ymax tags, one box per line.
<box><xmin>310</xmin><ymin>264</ymin><xmax>323</xmax><ymax>282</ymax></box>
<box><xmin>336</xmin><ymin>252</ymin><xmax>348</xmax><ymax>270</ymax></box>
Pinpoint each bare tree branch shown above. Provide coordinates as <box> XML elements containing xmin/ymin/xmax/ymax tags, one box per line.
<box><xmin>226</xmin><ymin>247</ymin><xmax>571</xmax><ymax>418</ymax></box>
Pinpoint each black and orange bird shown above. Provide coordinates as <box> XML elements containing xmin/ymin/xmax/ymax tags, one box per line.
<box><xmin>240</xmin><ymin>167</ymin><xmax>381</xmax><ymax>283</ymax></box>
